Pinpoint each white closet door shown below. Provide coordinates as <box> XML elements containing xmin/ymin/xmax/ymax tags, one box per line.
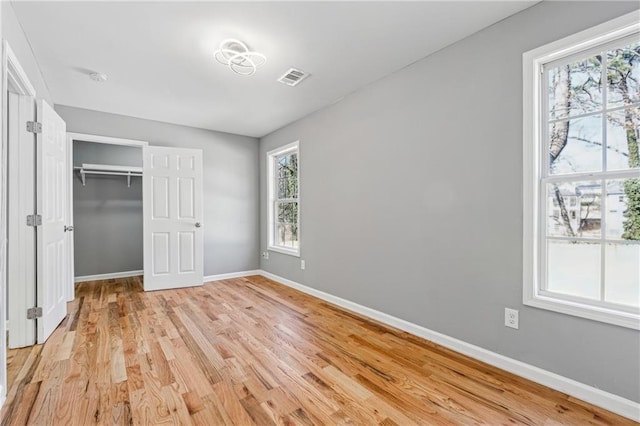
<box><xmin>36</xmin><ymin>100</ymin><xmax>68</xmax><ymax>344</ymax></box>
<box><xmin>143</xmin><ymin>146</ymin><xmax>203</xmax><ymax>291</ymax></box>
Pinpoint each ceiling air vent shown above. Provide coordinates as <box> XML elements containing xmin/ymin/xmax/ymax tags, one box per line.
<box><xmin>277</xmin><ymin>68</ymin><xmax>310</xmax><ymax>87</ymax></box>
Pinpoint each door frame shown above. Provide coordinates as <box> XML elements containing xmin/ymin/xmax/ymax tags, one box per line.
<box><xmin>4</xmin><ymin>41</ymin><xmax>38</xmax><ymax>351</ymax></box>
<box><xmin>2</xmin><ymin>40</ymin><xmax>37</xmax><ymax>401</ymax></box>
<box><xmin>66</xmin><ymin>133</ymin><xmax>148</xmax><ymax>300</ymax></box>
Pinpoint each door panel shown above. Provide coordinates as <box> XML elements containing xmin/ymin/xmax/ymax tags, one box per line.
<box><xmin>143</xmin><ymin>146</ymin><xmax>203</xmax><ymax>291</ymax></box>
<box><xmin>177</xmin><ymin>178</ymin><xmax>194</xmax><ymax>219</ymax></box>
<box><xmin>179</xmin><ymin>232</ymin><xmax>195</xmax><ymax>272</ymax></box>
<box><xmin>37</xmin><ymin>100</ymin><xmax>68</xmax><ymax>344</ymax></box>
<box><xmin>177</xmin><ymin>155</ymin><xmax>195</xmax><ymax>170</ymax></box>
<box><xmin>152</xmin><ymin>177</ymin><xmax>170</xmax><ymax>218</ymax></box>
<box><xmin>152</xmin><ymin>232</ymin><xmax>170</xmax><ymax>275</ymax></box>
<box><xmin>151</xmin><ymin>152</ymin><xmax>169</xmax><ymax>169</ymax></box>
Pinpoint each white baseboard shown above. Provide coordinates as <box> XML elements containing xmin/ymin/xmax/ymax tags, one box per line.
<box><xmin>204</xmin><ymin>270</ymin><xmax>261</xmax><ymax>283</ymax></box>
<box><xmin>258</xmin><ymin>270</ymin><xmax>640</xmax><ymax>422</ymax></box>
<box><xmin>74</xmin><ymin>270</ymin><xmax>143</xmax><ymax>283</ymax></box>
<box><xmin>75</xmin><ymin>269</ymin><xmax>259</xmax><ymax>285</ymax></box>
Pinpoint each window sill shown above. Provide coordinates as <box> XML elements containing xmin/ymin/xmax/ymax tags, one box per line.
<box><xmin>268</xmin><ymin>246</ymin><xmax>300</xmax><ymax>258</ymax></box>
<box><xmin>524</xmin><ymin>294</ymin><xmax>640</xmax><ymax>330</ymax></box>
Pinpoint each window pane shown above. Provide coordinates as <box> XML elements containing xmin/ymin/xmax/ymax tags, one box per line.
<box><xmin>548</xmin><ymin>55</ymin><xmax>602</xmax><ymax>120</ymax></box>
<box><xmin>547</xmin><ymin>240</ymin><xmax>601</xmax><ymax>300</ymax></box>
<box><xmin>278</xmin><ymin>177</ymin><xmax>298</xmax><ymax>199</ymax></box>
<box><xmin>276</xmin><ymin>154</ymin><xmax>292</xmax><ymax>173</ymax></box>
<box><xmin>607</xmin><ymin>42</ymin><xmax>640</xmax><ymax>108</ymax></box>
<box><xmin>548</xmin><ymin>115</ymin><xmax>602</xmax><ymax>175</ymax></box>
<box><xmin>276</xmin><ymin>153</ymin><xmax>298</xmax><ymax>199</ymax></box>
<box><xmin>277</xmin><ymin>201</ymin><xmax>298</xmax><ymax>224</ymax></box>
<box><xmin>276</xmin><ymin>157</ymin><xmax>289</xmax><ymax>179</ymax></box>
<box><xmin>606</xmin><ymin>178</ymin><xmax>640</xmax><ymax>240</ymax></box>
<box><xmin>277</xmin><ymin>156</ymin><xmax>289</xmax><ymax>178</ymax></box>
<box><xmin>276</xmin><ymin>223</ymin><xmax>299</xmax><ymax>249</ymax></box>
<box><xmin>604</xmin><ymin>243</ymin><xmax>640</xmax><ymax>307</ymax></box>
<box><xmin>276</xmin><ymin>153</ymin><xmax>297</xmax><ymax>177</ymax></box>
<box><xmin>606</xmin><ymin>107</ymin><xmax>640</xmax><ymax>171</ymax></box>
<box><xmin>546</xmin><ymin>181</ymin><xmax>601</xmax><ymax>238</ymax></box>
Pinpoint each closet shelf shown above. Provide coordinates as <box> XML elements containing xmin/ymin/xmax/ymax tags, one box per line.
<box><xmin>75</xmin><ymin>163</ymin><xmax>143</xmax><ymax>188</ymax></box>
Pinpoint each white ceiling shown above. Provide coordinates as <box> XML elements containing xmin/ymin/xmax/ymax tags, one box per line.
<box><xmin>12</xmin><ymin>1</ymin><xmax>536</xmax><ymax>138</ymax></box>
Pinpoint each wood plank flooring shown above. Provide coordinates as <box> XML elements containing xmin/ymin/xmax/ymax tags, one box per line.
<box><xmin>1</xmin><ymin>275</ymin><xmax>636</xmax><ymax>425</ymax></box>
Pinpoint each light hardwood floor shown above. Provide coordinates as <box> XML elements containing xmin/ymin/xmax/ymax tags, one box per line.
<box><xmin>1</xmin><ymin>275</ymin><xmax>636</xmax><ymax>425</ymax></box>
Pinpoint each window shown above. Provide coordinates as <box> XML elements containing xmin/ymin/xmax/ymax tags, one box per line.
<box><xmin>267</xmin><ymin>141</ymin><xmax>300</xmax><ymax>256</ymax></box>
<box><xmin>523</xmin><ymin>12</ymin><xmax>640</xmax><ymax>329</ymax></box>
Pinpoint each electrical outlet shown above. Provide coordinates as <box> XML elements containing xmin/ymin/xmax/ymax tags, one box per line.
<box><xmin>505</xmin><ymin>308</ymin><xmax>519</xmax><ymax>329</ymax></box>
<box><xmin>301</xmin><ymin>259</ymin><xmax>306</xmax><ymax>270</ymax></box>
<box><xmin>262</xmin><ymin>251</ymin><xmax>269</xmax><ymax>260</ymax></box>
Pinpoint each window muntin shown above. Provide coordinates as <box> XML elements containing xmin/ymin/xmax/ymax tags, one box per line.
<box><xmin>524</xmin><ymin>14</ymin><xmax>640</xmax><ymax>329</ymax></box>
<box><xmin>267</xmin><ymin>142</ymin><xmax>299</xmax><ymax>255</ymax></box>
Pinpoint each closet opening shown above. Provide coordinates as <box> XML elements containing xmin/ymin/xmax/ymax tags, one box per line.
<box><xmin>68</xmin><ymin>134</ymin><xmax>148</xmax><ymax>296</ymax></box>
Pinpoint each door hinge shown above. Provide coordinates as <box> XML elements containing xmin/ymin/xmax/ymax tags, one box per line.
<box><xmin>26</xmin><ymin>121</ymin><xmax>42</xmax><ymax>134</ymax></box>
<box><xmin>26</xmin><ymin>214</ymin><xmax>42</xmax><ymax>227</ymax></box>
<box><xmin>27</xmin><ymin>307</ymin><xmax>43</xmax><ymax>320</ymax></box>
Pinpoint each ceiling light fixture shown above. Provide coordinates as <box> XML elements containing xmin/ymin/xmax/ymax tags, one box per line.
<box><xmin>89</xmin><ymin>72</ymin><xmax>108</xmax><ymax>82</ymax></box>
<box><xmin>214</xmin><ymin>39</ymin><xmax>266</xmax><ymax>76</ymax></box>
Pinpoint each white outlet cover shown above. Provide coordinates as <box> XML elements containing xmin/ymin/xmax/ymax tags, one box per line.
<box><xmin>505</xmin><ymin>308</ymin><xmax>519</xmax><ymax>329</ymax></box>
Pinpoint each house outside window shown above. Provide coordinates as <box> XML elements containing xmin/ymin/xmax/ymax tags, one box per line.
<box><xmin>267</xmin><ymin>141</ymin><xmax>300</xmax><ymax>256</ymax></box>
<box><xmin>523</xmin><ymin>13</ymin><xmax>640</xmax><ymax>329</ymax></box>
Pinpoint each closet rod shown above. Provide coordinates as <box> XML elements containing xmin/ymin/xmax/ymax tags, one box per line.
<box><xmin>75</xmin><ymin>168</ymin><xmax>142</xmax><ymax>188</ymax></box>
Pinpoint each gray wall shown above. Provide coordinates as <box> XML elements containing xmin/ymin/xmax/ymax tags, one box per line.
<box><xmin>73</xmin><ymin>142</ymin><xmax>143</xmax><ymax>276</ymax></box>
<box><xmin>1</xmin><ymin>2</ymin><xmax>52</xmax><ymax>104</ymax></box>
<box><xmin>58</xmin><ymin>105</ymin><xmax>260</xmax><ymax>277</ymax></box>
<box><xmin>260</xmin><ymin>2</ymin><xmax>640</xmax><ymax>402</ymax></box>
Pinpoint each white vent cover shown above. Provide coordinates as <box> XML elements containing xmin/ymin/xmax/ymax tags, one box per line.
<box><xmin>277</xmin><ymin>68</ymin><xmax>310</xmax><ymax>87</ymax></box>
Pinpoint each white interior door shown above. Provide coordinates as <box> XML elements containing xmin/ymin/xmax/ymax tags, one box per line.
<box><xmin>143</xmin><ymin>146</ymin><xmax>203</xmax><ymax>291</ymax></box>
<box><xmin>36</xmin><ymin>100</ymin><xmax>68</xmax><ymax>344</ymax></box>
<box><xmin>7</xmin><ymin>93</ymin><xmax>36</xmax><ymax>348</ymax></box>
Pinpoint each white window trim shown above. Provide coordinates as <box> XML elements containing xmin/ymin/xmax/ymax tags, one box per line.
<box><xmin>267</xmin><ymin>141</ymin><xmax>300</xmax><ymax>257</ymax></box>
<box><xmin>523</xmin><ymin>11</ymin><xmax>640</xmax><ymax>330</ymax></box>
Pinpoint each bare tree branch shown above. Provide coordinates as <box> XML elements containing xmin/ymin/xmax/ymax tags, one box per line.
<box><xmin>571</xmin><ymin>136</ymin><xmax>629</xmax><ymax>157</ymax></box>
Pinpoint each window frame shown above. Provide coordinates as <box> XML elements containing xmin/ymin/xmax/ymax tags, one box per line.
<box><xmin>267</xmin><ymin>141</ymin><xmax>300</xmax><ymax>257</ymax></box>
<box><xmin>523</xmin><ymin>11</ymin><xmax>640</xmax><ymax>330</ymax></box>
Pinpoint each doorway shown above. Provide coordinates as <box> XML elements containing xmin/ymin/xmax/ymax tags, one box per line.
<box><xmin>68</xmin><ymin>134</ymin><xmax>146</xmax><ymax>295</ymax></box>
<box><xmin>5</xmin><ymin>48</ymin><xmax>69</xmax><ymax>349</ymax></box>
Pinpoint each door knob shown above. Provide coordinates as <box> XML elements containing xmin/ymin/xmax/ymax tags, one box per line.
<box><xmin>195</xmin><ymin>222</ymin><xmax>202</xmax><ymax>228</ymax></box>
<box><xmin>64</xmin><ymin>225</ymin><xmax>74</xmax><ymax>232</ymax></box>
